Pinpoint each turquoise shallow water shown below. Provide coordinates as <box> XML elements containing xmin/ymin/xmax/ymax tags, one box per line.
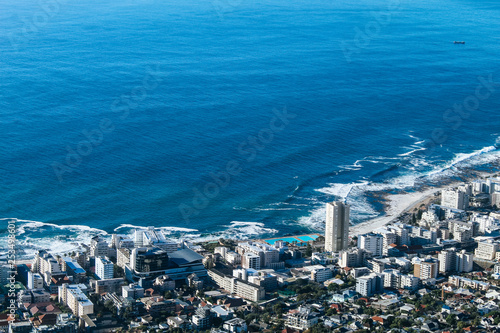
<box><xmin>1</xmin><ymin>0</ymin><xmax>500</xmax><ymax>257</ymax></box>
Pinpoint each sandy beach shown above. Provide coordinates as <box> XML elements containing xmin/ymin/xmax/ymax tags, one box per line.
<box><xmin>350</xmin><ymin>184</ymin><xmax>456</xmax><ymax>236</ymax></box>
<box><xmin>349</xmin><ymin>169</ymin><xmax>500</xmax><ymax>237</ymax></box>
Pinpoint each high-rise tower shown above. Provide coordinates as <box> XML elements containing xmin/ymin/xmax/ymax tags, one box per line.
<box><xmin>325</xmin><ymin>201</ymin><xmax>350</xmax><ymax>252</ymax></box>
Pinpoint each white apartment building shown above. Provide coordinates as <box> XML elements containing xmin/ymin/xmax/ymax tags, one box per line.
<box><xmin>383</xmin><ymin>269</ymin><xmax>418</xmax><ymax>290</ymax></box>
<box><xmin>58</xmin><ymin>284</ymin><xmax>93</xmax><ymax>317</ymax></box>
<box><xmin>95</xmin><ymin>256</ymin><xmax>114</xmax><ymax>280</ymax></box>
<box><xmin>356</xmin><ymin>273</ymin><xmax>383</xmax><ymax>297</ymax></box>
<box><xmin>242</xmin><ymin>253</ymin><xmax>261</xmax><ymax>270</ymax></box>
<box><xmin>304</xmin><ymin>265</ymin><xmax>333</xmax><ymax>283</ymax></box>
<box><xmin>236</xmin><ymin>242</ymin><xmax>280</xmax><ymax>269</ymax></box>
<box><xmin>475</xmin><ymin>240</ymin><xmax>499</xmax><ymax>260</ymax></box>
<box><xmin>225</xmin><ymin>251</ymin><xmax>241</xmax><ymax>265</ymax></box>
<box><xmin>325</xmin><ymin>201</ymin><xmax>350</xmax><ymax>252</ymax></box>
<box><xmin>214</xmin><ymin>247</ymin><xmax>228</xmax><ymax>258</ymax></box>
<box><xmin>339</xmin><ymin>248</ymin><xmax>370</xmax><ymax>268</ymax></box>
<box><xmin>32</xmin><ymin>250</ymin><xmax>62</xmax><ymax>284</ymax></box>
<box><xmin>358</xmin><ymin>233</ymin><xmax>383</xmax><ymax>257</ymax></box>
<box><xmin>27</xmin><ymin>271</ymin><xmax>44</xmax><ymax>290</ymax></box>
<box><xmin>472</xmin><ymin>213</ymin><xmax>500</xmax><ymax>233</ymax></box>
<box><xmin>208</xmin><ymin>269</ymin><xmax>265</xmax><ymax>302</ymax></box>
<box><xmin>438</xmin><ymin>249</ymin><xmax>473</xmax><ymax>273</ymax></box>
<box><xmin>387</xmin><ymin>225</ymin><xmax>410</xmax><ymax>246</ymax></box>
<box><xmin>90</xmin><ymin>236</ymin><xmax>109</xmax><ymax>258</ymax></box>
<box><xmin>400</xmin><ymin>274</ymin><xmax>420</xmax><ymax>290</ymax></box>
<box><xmin>441</xmin><ymin>188</ymin><xmax>468</xmax><ymax>210</ymax></box>
<box><xmin>285</xmin><ymin>307</ymin><xmax>319</xmax><ymax>331</ymax></box>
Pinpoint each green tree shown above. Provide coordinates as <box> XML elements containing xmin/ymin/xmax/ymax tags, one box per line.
<box><xmin>305</xmin><ymin>242</ymin><xmax>313</xmax><ymax>257</ymax></box>
<box><xmin>446</xmin><ymin>314</ymin><xmax>457</xmax><ymax>327</ymax></box>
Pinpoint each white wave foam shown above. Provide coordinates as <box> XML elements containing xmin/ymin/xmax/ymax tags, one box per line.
<box><xmin>427</xmin><ymin>146</ymin><xmax>497</xmax><ymax>177</ymax></box>
<box><xmin>113</xmin><ymin>224</ymin><xmax>197</xmax><ymax>233</ymax></box>
<box><xmin>299</xmin><ymin>144</ymin><xmax>500</xmax><ymax>231</ymax></box>
<box><xmin>0</xmin><ymin>218</ymin><xmax>109</xmax><ymax>259</ymax></box>
<box><xmin>168</xmin><ymin>221</ymin><xmax>278</xmax><ymax>243</ymax></box>
<box><xmin>398</xmin><ymin>147</ymin><xmax>427</xmax><ymax>157</ymax></box>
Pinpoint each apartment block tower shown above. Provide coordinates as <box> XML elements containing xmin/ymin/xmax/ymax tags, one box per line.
<box><xmin>325</xmin><ymin>201</ymin><xmax>350</xmax><ymax>252</ymax></box>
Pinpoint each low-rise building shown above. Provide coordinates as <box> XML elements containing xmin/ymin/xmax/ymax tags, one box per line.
<box><xmin>58</xmin><ymin>284</ymin><xmax>93</xmax><ymax>317</ymax></box>
<box><xmin>285</xmin><ymin>307</ymin><xmax>319</xmax><ymax>331</ymax></box>
<box><xmin>208</xmin><ymin>269</ymin><xmax>265</xmax><ymax>302</ymax></box>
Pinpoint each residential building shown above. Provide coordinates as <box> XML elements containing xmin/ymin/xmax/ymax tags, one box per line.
<box><xmin>61</xmin><ymin>257</ymin><xmax>86</xmax><ymax>283</ymax></box>
<box><xmin>285</xmin><ymin>307</ymin><xmax>319</xmax><ymax>331</ymax></box>
<box><xmin>356</xmin><ymin>273</ymin><xmax>383</xmax><ymax>297</ymax></box>
<box><xmin>225</xmin><ymin>251</ymin><xmax>241</xmax><ymax>265</ymax></box>
<box><xmin>236</xmin><ymin>242</ymin><xmax>281</xmax><ymax>269</ymax></box>
<box><xmin>95</xmin><ymin>257</ymin><xmax>114</xmax><ymax>280</ymax></box>
<box><xmin>58</xmin><ymin>284</ymin><xmax>93</xmax><ymax>317</ymax></box>
<box><xmin>339</xmin><ymin>248</ymin><xmax>370</xmax><ymax>268</ymax></box>
<box><xmin>32</xmin><ymin>250</ymin><xmax>62</xmax><ymax>284</ymax></box>
<box><xmin>448</xmin><ymin>276</ymin><xmax>490</xmax><ymax>291</ymax></box>
<box><xmin>90</xmin><ymin>236</ymin><xmax>109</xmax><ymax>258</ymax></box>
<box><xmin>92</xmin><ymin>278</ymin><xmax>124</xmax><ymax>294</ymax></box>
<box><xmin>241</xmin><ymin>253</ymin><xmax>260</xmax><ymax>270</ymax></box>
<box><xmin>207</xmin><ymin>269</ymin><xmax>265</xmax><ymax>302</ymax></box>
<box><xmin>438</xmin><ymin>249</ymin><xmax>473</xmax><ymax>274</ymax></box>
<box><xmin>117</xmin><ymin>248</ymin><xmax>130</xmax><ymax>269</ymax></box>
<box><xmin>304</xmin><ymin>265</ymin><xmax>333</xmax><ymax>283</ymax></box>
<box><xmin>358</xmin><ymin>233</ymin><xmax>383</xmax><ymax>257</ymax></box>
<box><xmin>27</xmin><ymin>271</ymin><xmax>44</xmax><ymax>290</ymax></box>
<box><xmin>475</xmin><ymin>240</ymin><xmax>499</xmax><ymax>260</ymax></box>
<box><xmin>223</xmin><ymin>318</ymin><xmax>248</xmax><ymax>333</ymax></box>
<box><xmin>414</xmin><ymin>259</ymin><xmax>438</xmax><ymax>280</ymax></box>
<box><xmin>122</xmin><ymin>283</ymin><xmax>145</xmax><ymax>299</ymax></box>
<box><xmin>441</xmin><ymin>188</ymin><xmax>468</xmax><ymax>210</ymax></box>
<box><xmin>325</xmin><ymin>201</ymin><xmax>350</xmax><ymax>252</ymax></box>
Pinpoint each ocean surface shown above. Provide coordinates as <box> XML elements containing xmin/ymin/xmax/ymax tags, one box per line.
<box><xmin>1</xmin><ymin>0</ymin><xmax>500</xmax><ymax>258</ymax></box>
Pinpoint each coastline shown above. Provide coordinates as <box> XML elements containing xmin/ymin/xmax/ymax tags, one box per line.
<box><xmin>349</xmin><ymin>169</ymin><xmax>500</xmax><ymax>237</ymax></box>
<box><xmin>349</xmin><ymin>182</ymin><xmax>464</xmax><ymax>237</ymax></box>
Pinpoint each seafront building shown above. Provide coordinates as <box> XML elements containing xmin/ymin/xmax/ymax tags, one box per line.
<box><xmin>11</xmin><ymin>175</ymin><xmax>500</xmax><ymax>332</ymax></box>
<box><xmin>441</xmin><ymin>188</ymin><xmax>469</xmax><ymax>210</ymax></box>
<box><xmin>325</xmin><ymin>201</ymin><xmax>350</xmax><ymax>252</ymax></box>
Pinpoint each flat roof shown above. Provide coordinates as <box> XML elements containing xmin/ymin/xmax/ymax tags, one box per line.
<box><xmin>169</xmin><ymin>248</ymin><xmax>203</xmax><ymax>266</ymax></box>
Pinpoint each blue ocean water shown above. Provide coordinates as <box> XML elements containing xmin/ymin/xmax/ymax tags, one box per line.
<box><xmin>1</xmin><ymin>0</ymin><xmax>500</xmax><ymax>256</ymax></box>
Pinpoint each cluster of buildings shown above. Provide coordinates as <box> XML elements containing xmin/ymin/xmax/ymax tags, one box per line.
<box><xmin>4</xmin><ymin>177</ymin><xmax>500</xmax><ymax>332</ymax></box>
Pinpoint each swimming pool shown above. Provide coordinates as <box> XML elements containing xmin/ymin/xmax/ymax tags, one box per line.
<box><xmin>297</xmin><ymin>235</ymin><xmax>319</xmax><ymax>242</ymax></box>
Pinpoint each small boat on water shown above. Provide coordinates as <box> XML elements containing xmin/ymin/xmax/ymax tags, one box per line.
<box><xmin>454</xmin><ymin>41</ymin><xmax>465</xmax><ymax>44</ymax></box>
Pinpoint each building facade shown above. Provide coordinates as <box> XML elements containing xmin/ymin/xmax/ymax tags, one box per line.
<box><xmin>325</xmin><ymin>201</ymin><xmax>350</xmax><ymax>252</ymax></box>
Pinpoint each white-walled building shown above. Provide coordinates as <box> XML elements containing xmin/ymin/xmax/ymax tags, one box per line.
<box><xmin>438</xmin><ymin>249</ymin><xmax>473</xmax><ymax>274</ymax></box>
<box><xmin>356</xmin><ymin>273</ymin><xmax>383</xmax><ymax>297</ymax></box>
<box><xmin>242</xmin><ymin>253</ymin><xmax>260</xmax><ymax>270</ymax></box>
<box><xmin>475</xmin><ymin>240</ymin><xmax>499</xmax><ymax>260</ymax></box>
<box><xmin>58</xmin><ymin>284</ymin><xmax>93</xmax><ymax>317</ymax></box>
<box><xmin>358</xmin><ymin>233</ymin><xmax>383</xmax><ymax>257</ymax></box>
<box><xmin>441</xmin><ymin>188</ymin><xmax>468</xmax><ymax>210</ymax></box>
<box><xmin>27</xmin><ymin>271</ymin><xmax>44</xmax><ymax>290</ymax></box>
<box><xmin>90</xmin><ymin>236</ymin><xmax>109</xmax><ymax>258</ymax></box>
<box><xmin>95</xmin><ymin>256</ymin><xmax>114</xmax><ymax>280</ymax></box>
<box><xmin>325</xmin><ymin>201</ymin><xmax>349</xmax><ymax>252</ymax></box>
